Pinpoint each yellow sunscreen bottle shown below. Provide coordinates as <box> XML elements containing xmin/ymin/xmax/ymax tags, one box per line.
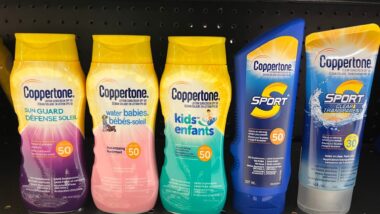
<box><xmin>159</xmin><ymin>36</ymin><xmax>232</xmax><ymax>213</ymax></box>
<box><xmin>87</xmin><ymin>35</ymin><xmax>159</xmax><ymax>213</ymax></box>
<box><xmin>10</xmin><ymin>33</ymin><xmax>88</xmax><ymax>213</ymax></box>
<box><xmin>0</xmin><ymin>38</ymin><xmax>13</xmax><ymax>102</ymax></box>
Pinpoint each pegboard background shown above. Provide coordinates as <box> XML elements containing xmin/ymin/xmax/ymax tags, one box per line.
<box><xmin>0</xmin><ymin>0</ymin><xmax>380</xmax><ymax>213</ymax></box>
<box><xmin>1</xmin><ymin>0</ymin><xmax>380</xmax><ymax>141</ymax></box>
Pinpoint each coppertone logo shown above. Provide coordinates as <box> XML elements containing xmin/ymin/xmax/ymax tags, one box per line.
<box><xmin>22</xmin><ymin>79</ymin><xmax>74</xmax><ymax>101</ymax></box>
<box><xmin>97</xmin><ymin>78</ymin><xmax>148</xmax><ymax>101</ymax></box>
<box><xmin>171</xmin><ymin>88</ymin><xmax>220</xmax><ymax>103</ymax></box>
<box><xmin>23</xmin><ymin>86</ymin><xmax>74</xmax><ymax>101</ymax></box>
<box><xmin>314</xmin><ymin>48</ymin><xmax>372</xmax><ymax>71</ymax></box>
<box><xmin>99</xmin><ymin>85</ymin><xmax>148</xmax><ymax>101</ymax></box>
<box><xmin>250</xmin><ymin>55</ymin><xmax>294</xmax><ymax>73</ymax></box>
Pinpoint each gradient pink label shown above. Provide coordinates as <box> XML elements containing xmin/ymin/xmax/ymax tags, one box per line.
<box><xmin>86</xmin><ymin>66</ymin><xmax>159</xmax><ymax>213</ymax></box>
<box><xmin>92</xmin><ymin>126</ymin><xmax>158</xmax><ymax>212</ymax></box>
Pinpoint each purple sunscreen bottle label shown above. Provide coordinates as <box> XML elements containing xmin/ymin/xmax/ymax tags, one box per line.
<box><xmin>12</xmin><ymin>62</ymin><xmax>88</xmax><ymax>213</ymax></box>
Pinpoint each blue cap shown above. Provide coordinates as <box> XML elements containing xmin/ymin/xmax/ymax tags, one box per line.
<box><xmin>233</xmin><ymin>191</ymin><xmax>286</xmax><ymax>214</ymax></box>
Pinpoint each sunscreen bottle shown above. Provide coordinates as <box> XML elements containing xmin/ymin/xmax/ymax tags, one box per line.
<box><xmin>10</xmin><ymin>33</ymin><xmax>88</xmax><ymax>213</ymax></box>
<box><xmin>0</xmin><ymin>38</ymin><xmax>12</xmax><ymax>102</ymax></box>
<box><xmin>231</xmin><ymin>19</ymin><xmax>305</xmax><ymax>214</ymax></box>
<box><xmin>87</xmin><ymin>35</ymin><xmax>159</xmax><ymax>213</ymax></box>
<box><xmin>298</xmin><ymin>24</ymin><xmax>380</xmax><ymax>214</ymax></box>
<box><xmin>159</xmin><ymin>37</ymin><xmax>231</xmax><ymax>214</ymax></box>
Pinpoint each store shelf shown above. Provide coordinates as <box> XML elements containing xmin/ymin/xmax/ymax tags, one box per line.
<box><xmin>1</xmin><ymin>130</ymin><xmax>379</xmax><ymax>214</ymax></box>
<box><xmin>0</xmin><ymin>0</ymin><xmax>380</xmax><ymax>142</ymax></box>
<box><xmin>0</xmin><ymin>0</ymin><xmax>380</xmax><ymax>213</ymax></box>
<box><xmin>0</xmin><ymin>89</ymin><xmax>378</xmax><ymax>213</ymax></box>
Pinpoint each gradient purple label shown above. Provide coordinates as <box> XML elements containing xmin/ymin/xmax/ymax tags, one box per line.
<box><xmin>20</xmin><ymin>121</ymin><xmax>88</xmax><ymax>213</ymax></box>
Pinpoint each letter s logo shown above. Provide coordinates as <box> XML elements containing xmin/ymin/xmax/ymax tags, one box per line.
<box><xmin>335</xmin><ymin>80</ymin><xmax>363</xmax><ymax>108</ymax></box>
<box><xmin>335</xmin><ymin>80</ymin><xmax>363</xmax><ymax>95</ymax></box>
<box><xmin>251</xmin><ymin>82</ymin><xmax>288</xmax><ymax>119</ymax></box>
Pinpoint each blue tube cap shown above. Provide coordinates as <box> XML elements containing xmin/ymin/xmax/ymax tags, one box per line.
<box><xmin>233</xmin><ymin>191</ymin><xmax>286</xmax><ymax>214</ymax></box>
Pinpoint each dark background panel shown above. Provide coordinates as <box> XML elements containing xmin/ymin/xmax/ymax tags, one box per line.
<box><xmin>1</xmin><ymin>0</ymin><xmax>380</xmax><ymax>142</ymax></box>
<box><xmin>0</xmin><ymin>0</ymin><xmax>380</xmax><ymax>213</ymax></box>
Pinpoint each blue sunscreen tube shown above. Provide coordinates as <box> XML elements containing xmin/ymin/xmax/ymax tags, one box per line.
<box><xmin>298</xmin><ymin>24</ymin><xmax>380</xmax><ymax>214</ymax></box>
<box><xmin>231</xmin><ymin>19</ymin><xmax>305</xmax><ymax>214</ymax></box>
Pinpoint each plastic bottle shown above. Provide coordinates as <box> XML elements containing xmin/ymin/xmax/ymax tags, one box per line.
<box><xmin>10</xmin><ymin>33</ymin><xmax>88</xmax><ymax>213</ymax></box>
<box><xmin>87</xmin><ymin>35</ymin><xmax>159</xmax><ymax>213</ymax></box>
<box><xmin>159</xmin><ymin>36</ymin><xmax>231</xmax><ymax>214</ymax></box>
<box><xmin>298</xmin><ymin>24</ymin><xmax>380</xmax><ymax>214</ymax></box>
<box><xmin>231</xmin><ymin>19</ymin><xmax>305</xmax><ymax>214</ymax></box>
<box><xmin>0</xmin><ymin>38</ymin><xmax>12</xmax><ymax>102</ymax></box>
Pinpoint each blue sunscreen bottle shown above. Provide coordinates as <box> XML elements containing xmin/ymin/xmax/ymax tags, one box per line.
<box><xmin>231</xmin><ymin>19</ymin><xmax>305</xmax><ymax>214</ymax></box>
<box><xmin>298</xmin><ymin>24</ymin><xmax>380</xmax><ymax>214</ymax></box>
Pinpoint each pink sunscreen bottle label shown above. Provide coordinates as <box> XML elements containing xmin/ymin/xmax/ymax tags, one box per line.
<box><xmin>87</xmin><ymin>35</ymin><xmax>159</xmax><ymax>213</ymax></box>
